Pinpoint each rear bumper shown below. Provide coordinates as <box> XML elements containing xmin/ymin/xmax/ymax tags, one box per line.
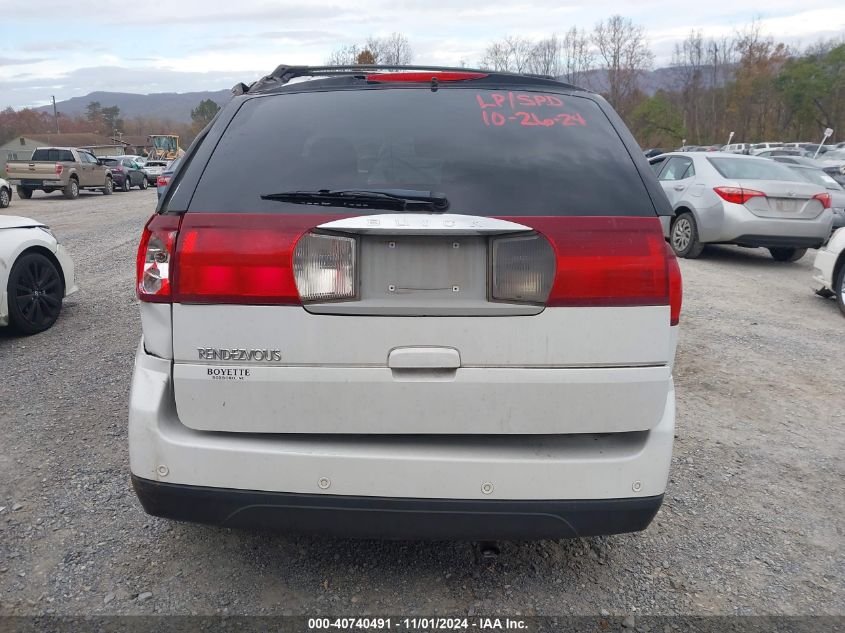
<box><xmin>9</xmin><ymin>178</ymin><xmax>62</xmax><ymax>188</ymax></box>
<box><xmin>130</xmin><ymin>343</ymin><xmax>675</xmax><ymax>522</ymax></box>
<box><xmin>699</xmin><ymin>201</ymin><xmax>833</xmax><ymax>246</ymax></box>
<box><xmin>132</xmin><ymin>475</ymin><xmax>663</xmax><ymax>540</ymax></box>
<box><xmin>733</xmin><ymin>234</ymin><xmax>825</xmax><ymax>249</ymax></box>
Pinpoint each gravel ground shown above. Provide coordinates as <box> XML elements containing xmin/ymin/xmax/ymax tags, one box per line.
<box><xmin>0</xmin><ymin>189</ymin><xmax>842</xmax><ymax>618</ymax></box>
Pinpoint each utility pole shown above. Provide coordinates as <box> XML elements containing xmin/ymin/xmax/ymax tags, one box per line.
<box><xmin>51</xmin><ymin>96</ymin><xmax>60</xmax><ymax>134</ymax></box>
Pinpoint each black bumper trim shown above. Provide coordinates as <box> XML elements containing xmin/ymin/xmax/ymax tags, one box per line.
<box><xmin>732</xmin><ymin>234</ymin><xmax>824</xmax><ymax>249</ymax></box>
<box><xmin>131</xmin><ymin>476</ymin><xmax>663</xmax><ymax>540</ymax></box>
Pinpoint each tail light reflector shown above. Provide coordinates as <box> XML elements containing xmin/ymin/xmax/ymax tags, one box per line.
<box><xmin>713</xmin><ymin>186</ymin><xmax>765</xmax><ymax>205</ymax></box>
<box><xmin>491</xmin><ymin>234</ymin><xmax>555</xmax><ymax>303</ymax></box>
<box><xmin>157</xmin><ymin>174</ymin><xmax>170</xmax><ymax>187</ymax></box>
<box><xmin>293</xmin><ymin>232</ymin><xmax>356</xmax><ymax>302</ymax></box>
<box><xmin>512</xmin><ymin>217</ymin><xmax>681</xmax><ymax>324</ymax></box>
<box><xmin>812</xmin><ymin>192</ymin><xmax>831</xmax><ymax>209</ymax></box>
<box><xmin>55</xmin><ymin>163</ymin><xmax>64</xmax><ymax>176</ymax></box>
<box><xmin>666</xmin><ymin>244</ymin><xmax>682</xmax><ymax>325</ymax></box>
<box><xmin>136</xmin><ymin>214</ymin><xmax>180</xmax><ymax>302</ymax></box>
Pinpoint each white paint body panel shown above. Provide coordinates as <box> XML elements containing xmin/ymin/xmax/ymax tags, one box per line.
<box><xmin>813</xmin><ymin>227</ymin><xmax>845</xmax><ymax>290</ymax></box>
<box><xmin>174</xmin><ymin>363</ymin><xmax>671</xmax><ymax>434</ymax></box>
<box><xmin>168</xmin><ymin>304</ymin><xmax>674</xmax><ymax>434</ymax></box>
<box><xmin>129</xmin><ymin>343</ymin><xmax>675</xmax><ymax>500</ymax></box>
<box><xmin>171</xmin><ymin>304</ymin><xmax>672</xmax><ymax>367</ymax></box>
<box><xmin>0</xmin><ymin>218</ymin><xmax>77</xmax><ymax>326</ymax></box>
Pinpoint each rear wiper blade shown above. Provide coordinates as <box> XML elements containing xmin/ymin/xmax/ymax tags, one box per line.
<box><xmin>260</xmin><ymin>188</ymin><xmax>449</xmax><ymax>211</ymax></box>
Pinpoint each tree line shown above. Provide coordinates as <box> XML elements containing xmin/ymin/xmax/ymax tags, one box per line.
<box><xmin>0</xmin><ymin>98</ymin><xmax>221</xmax><ymax>149</ymax></box>
<box><xmin>3</xmin><ymin>21</ymin><xmax>843</xmax><ymax>152</ymax></box>
<box><xmin>328</xmin><ymin>22</ymin><xmax>844</xmax><ymax>148</ymax></box>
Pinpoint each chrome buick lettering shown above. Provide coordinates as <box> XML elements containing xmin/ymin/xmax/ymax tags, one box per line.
<box><xmin>198</xmin><ymin>348</ymin><xmax>282</xmax><ymax>362</ymax></box>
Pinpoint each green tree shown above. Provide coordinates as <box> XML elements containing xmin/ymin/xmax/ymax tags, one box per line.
<box><xmin>101</xmin><ymin>106</ymin><xmax>122</xmax><ymax>132</ymax></box>
<box><xmin>85</xmin><ymin>101</ymin><xmax>102</xmax><ymax>124</ymax></box>
<box><xmin>630</xmin><ymin>91</ymin><xmax>686</xmax><ymax>147</ymax></box>
<box><xmin>776</xmin><ymin>44</ymin><xmax>845</xmax><ymax>138</ymax></box>
<box><xmin>190</xmin><ymin>99</ymin><xmax>221</xmax><ymax>128</ymax></box>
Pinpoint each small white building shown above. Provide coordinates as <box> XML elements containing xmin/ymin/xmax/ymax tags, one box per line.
<box><xmin>0</xmin><ymin>133</ymin><xmax>116</xmax><ymax>163</ymax></box>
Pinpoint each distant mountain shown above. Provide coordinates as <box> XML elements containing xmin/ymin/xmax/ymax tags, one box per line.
<box><xmin>560</xmin><ymin>65</ymin><xmax>732</xmax><ymax>95</ymax></box>
<box><xmin>34</xmin><ymin>90</ymin><xmax>232</xmax><ymax>123</ymax></box>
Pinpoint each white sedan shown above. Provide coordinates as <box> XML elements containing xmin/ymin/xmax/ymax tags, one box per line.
<box><xmin>0</xmin><ymin>215</ymin><xmax>77</xmax><ymax>334</ymax></box>
<box><xmin>814</xmin><ymin>227</ymin><xmax>845</xmax><ymax>316</ymax></box>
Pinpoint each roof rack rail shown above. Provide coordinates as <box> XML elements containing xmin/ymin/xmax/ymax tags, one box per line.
<box><xmin>243</xmin><ymin>64</ymin><xmax>562</xmax><ymax>94</ymax></box>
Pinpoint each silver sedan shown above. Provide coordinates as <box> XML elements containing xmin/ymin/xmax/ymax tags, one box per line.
<box><xmin>650</xmin><ymin>152</ymin><xmax>835</xmax><ymax>261</ymax></box>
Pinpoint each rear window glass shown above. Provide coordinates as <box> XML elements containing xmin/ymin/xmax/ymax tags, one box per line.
<box><xmin>790</xmin><ymin>167</ymin><xmax>841</xmax><ymax>189</ymax></box>
<box><xmin>708</xmin><ymin>157</ymin><xmax>799</xmax><ymax>181</ymax></box>
<box><xmin>189</xmin><ymin>88</ymin><xmax>656</xmax><ymax>216</ymax></box>
<box><xmin>101</xmin><ymin>159</ymin><xmax>119</xmax><ymax>166</ymax></box>
<box><xmin>32</xmin><ymin>149</ymin><xmax>74</xmax><ymax>162</ymax></box>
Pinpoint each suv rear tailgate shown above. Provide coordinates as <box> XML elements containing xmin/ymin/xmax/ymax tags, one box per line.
<box><xmin>171</xmin><ymin>304</ymin><xmax>673</xmax><ymax>434</ymax></box>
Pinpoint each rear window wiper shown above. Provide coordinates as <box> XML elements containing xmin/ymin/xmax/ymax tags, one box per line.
<box><xmin>260</xmin><ymin>188</ymin><xmax>449</xmax><ymax>212</ymax></box>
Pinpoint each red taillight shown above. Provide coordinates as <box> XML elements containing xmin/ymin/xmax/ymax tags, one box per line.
<box><xmin>136</xmin><ymin>214</ymin><xmax>181</xmax><ymax>302</ymax></box>
<box><xmin>365</xmin><ymin>71</ymin><xmax>488</xmax><ymax>83</ymax></box>
<box><xmin>713</xmin><ymin>186</ymin><xmax>765</xmax><ymax>205</ymax></box>
<box><xmin>157</xmin><ymin>175</ymin><xmax>170</xmax><ymax>187</ymax></box>
<box><xmin>173</xmin><ymin>214</ymin><xmax>343</xmax><ymax>304</ymax></box>
<box><xmin>812</xmin><ymin>192</ymin><xmax>832</xmax><ymax>209</ymax></box>
<box><xmin>55</xmin><ymin>163</ymin><xmax>63</xmax><ymax>176</ymax></box>
<box><xmin>512</xmin><ymin>217</ymin><xmax>681</xmax><ymax>324</ymax></box>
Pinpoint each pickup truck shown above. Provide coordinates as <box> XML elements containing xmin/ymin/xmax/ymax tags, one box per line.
<box><xmin>5</xmin><ymin>147</ymin><xmax>114</xmax><ymax>200</ymax></box>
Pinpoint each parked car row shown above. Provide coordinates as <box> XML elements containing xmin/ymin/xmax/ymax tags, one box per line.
<box><xmin>3</xmin><ymin>147</ymin><xmax>158</xmax><ymax>201</ymax></box>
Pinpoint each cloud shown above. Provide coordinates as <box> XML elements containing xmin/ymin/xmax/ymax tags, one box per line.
<box><xmin>0</xmin><ymin>56</ymin><xmax>50</xmax><ymax>66</ymax></box>
<box><xmin>20</xmin><ymin>39</ymin><xmax>88</xmax><ymax>52</ymax></box>
<box><xmin>0</xmin><ymin>65</ymin><xmax>260</xmax><ymax>109</ymax></box>
<box><xmin>2</xmin><ymin>0</ymin><xmax>844</xmax><ymax>108</ymax></box>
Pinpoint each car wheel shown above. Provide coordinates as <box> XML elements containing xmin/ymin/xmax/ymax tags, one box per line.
<box><xmin>0</xmin><ymin>187</ymin><xmax>10</xmax><ymax>208</ymax></box>
<box><xmin>835</xmin><ymin>261</ymin><xmax>845</xmax><ymax>317</ymax></box>
<box><xmin>670</xmin><ymin>212</ymin><xmax>704</xmax><ymax>258</ymax></box>
<box><xmin>16</xmin><ymin>186</ymin><xmax>33</xmax><ymax>200</ymax></box>
<box><xmin>103</xmin><ymin>177</ymin><xmax>113</xmax><ymax>195</ymax></box>
<box><xmin>768</xmin><ymin>247</ymin><xmax>806</xmax><ymax>262</ymax></box>
<box><xmin>7</xmin><ymin>251</ymin><xmax>64</xmax><ymax>335</ymax></box>
<box><xmin>139</xmin><ymin>177</ymin><xmax>148</xmax><ymax>190</ymax></box>
<box><xmin>121</xmin><ymin>177</ymin><xmax>131</xmax><ymax>192</ymax></box>
<box><xmin>63</xmin><ymin>178</ymin><xmax>79</xmax><ymax>200</ymax></box>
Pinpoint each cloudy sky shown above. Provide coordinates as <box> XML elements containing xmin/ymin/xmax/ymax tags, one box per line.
<box><xmin>2</xmin><ymin>0</ymin><xmax>844</xmax><ymax>109</ymax></box>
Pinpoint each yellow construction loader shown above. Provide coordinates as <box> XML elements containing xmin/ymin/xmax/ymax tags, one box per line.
<box><xmin>148</xmin><ymin>135</ymin><xmax>184</xmax><ymax>161</ymax></box>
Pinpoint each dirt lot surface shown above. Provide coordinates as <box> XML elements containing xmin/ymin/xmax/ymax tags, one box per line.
<box><xmin>1</xmin><ymin>190</ymin><xmax>842</xmax><ymax>618</ymax></box>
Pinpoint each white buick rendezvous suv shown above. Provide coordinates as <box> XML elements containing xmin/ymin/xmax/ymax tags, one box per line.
<box><xmin>129</xmin><ymin>65</ymin><xmax>682</xmax><ymax>539</ymax></box>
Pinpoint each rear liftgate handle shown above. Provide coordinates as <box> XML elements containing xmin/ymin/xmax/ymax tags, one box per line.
<box><xmin>388</xmin><ymin>347</ymin><xmax>460</xmax><ymax>381</ymax></box>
